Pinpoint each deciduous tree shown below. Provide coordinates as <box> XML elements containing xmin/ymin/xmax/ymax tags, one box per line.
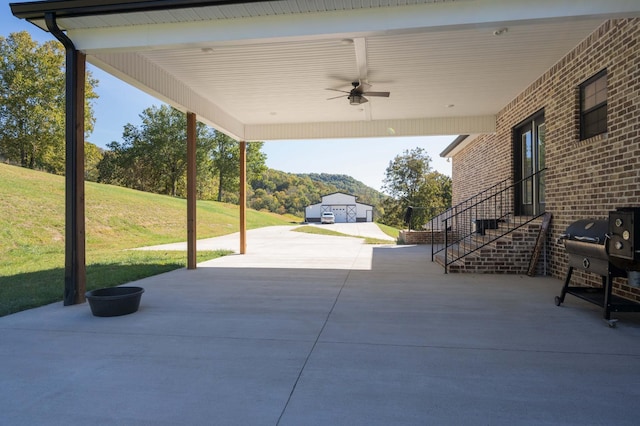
<box><xmin>100</xmin><ymin>105</ymin><xmax>217</xmax><ymax>196</ymax></box>
<box><xmin>0</xmin><ymin>31</ymin><xmax>98</xmax><ymax>173</ymax></box>
<box><xmin>84</xmin><ymin>142</ymin><xmax>103</xmax><ymax>182</ymax></box>
<box><xmin>380</xmin><ymin>147</ymin><xmax>452</xmax><ymax>228</ymax></box>
<box><xmin>210</xmin><ymin>133</ymin><xmax>266</xmax><ymax>202</ymax></box>
<box><xmin>97</xmin><ymin>105</ymin><xmax>267</xmax><ymax>201</ymax></box>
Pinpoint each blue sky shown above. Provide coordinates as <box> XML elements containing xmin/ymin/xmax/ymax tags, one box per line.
<box><xmin>2</xmin><ymin>1</ymin><xmax>454</xmax><ymax>191</ymax></box>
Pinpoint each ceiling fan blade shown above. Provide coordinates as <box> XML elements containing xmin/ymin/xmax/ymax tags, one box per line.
<box><xmin>359</xmin><ymin>96</ymin><xmax>369</xmax><ymax>104</ymax></box>
<box><xmin>362</xmin><ymin>91</ymin><xmax>390</xmax><ymax>97</ymax></box>
<box><xmin>327</xmin><ymin>94</ymin><xmax>347</xmax><ymax>100</ymax></box>
<box><xmin>325</xmin><ymin>88</ymin><xmax>350</xmax><ymax>94</ymax></box>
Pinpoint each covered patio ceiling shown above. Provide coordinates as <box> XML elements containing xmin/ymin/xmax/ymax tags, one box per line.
<box><xmin>12</xmin><ymin>0</ymin><xmax>640</xmax><ymax>142</ymax></box>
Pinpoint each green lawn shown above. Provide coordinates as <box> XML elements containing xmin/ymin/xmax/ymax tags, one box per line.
<box><xmin>376</xmin><ymin>222</ymin><xmax>400</xmax><ymax>240</ymax></box>
<box><xmin>0</xmin><ymin>163</ymin><xmax>299</xmax><ymax>316</ymax></box>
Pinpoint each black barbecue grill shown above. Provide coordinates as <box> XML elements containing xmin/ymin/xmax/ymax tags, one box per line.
<box><xmin>561</xmin><ymin>219</ymin><xmax>610</xmax><ymax>273</ymax></box>
<box><xmin>555</xmin><ymin>207</ymin><xmax>640</xmax><ymax>326</ymax></box>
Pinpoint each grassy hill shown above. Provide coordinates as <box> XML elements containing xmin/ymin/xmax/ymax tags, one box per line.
<box><xmin>0</xmin><ymin>163</ymin><xmax>299</xmax><ymax>316</ymax></box>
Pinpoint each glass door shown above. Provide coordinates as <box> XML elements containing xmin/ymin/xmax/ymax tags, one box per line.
<box><xmin>515</xmin><ymin>114</ymin><xmax>545</xmax><ymax>216</ymax></box>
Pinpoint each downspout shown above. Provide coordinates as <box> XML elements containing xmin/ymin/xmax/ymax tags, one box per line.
<box><xmin>45</xmin><ymin>13</ymin><xmax>86</xmax><ymax>305</ymax></box>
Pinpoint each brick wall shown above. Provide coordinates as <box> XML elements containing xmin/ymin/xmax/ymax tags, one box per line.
<box><xmin>451</xmin><ymin>224</ymin><xmax>543</xmax><ymax>274</ymax></box>
<box><xmin>399</xmin><ymin>230</ymin><xmax>457</xmax><ymax>245</ymax></box>
<box><xmin>450</xmin><ymin>19</ymin><xmax>640</xmax><ymax>297</ymax></box>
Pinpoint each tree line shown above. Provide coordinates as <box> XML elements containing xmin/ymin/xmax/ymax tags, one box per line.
<box><xmin>0</xmin><ymin>31</ymin><xmax>451</xmax><ymax>227</ymax></box>
<box><xmin>96</xmin><ymin>104</ymin><xmax>266</xmax><ymax>202</ymax></box>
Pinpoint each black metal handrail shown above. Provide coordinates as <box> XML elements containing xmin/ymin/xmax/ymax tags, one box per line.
<box><xmin>428</xmin><ymin>169</ymin><xmax>547</xmax><ymax>273</ymax></box>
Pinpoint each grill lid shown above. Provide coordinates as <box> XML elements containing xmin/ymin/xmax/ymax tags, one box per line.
<box><xmin>560</xmin><ymin>219</ymin><xmax>608</xmax><ymax>245</ymax></box>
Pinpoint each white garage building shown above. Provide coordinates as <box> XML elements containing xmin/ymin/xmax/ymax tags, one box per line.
<box><xmin>305</xmin><ymin>193</ymin><xmax>374</xmax><ymax>223</ymax></box>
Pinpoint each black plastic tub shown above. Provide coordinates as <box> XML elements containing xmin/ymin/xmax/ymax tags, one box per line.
<box><xmin>85</xmin><ymin>286</ymin><xmax>144</xmax><ymax>317</ymax></box>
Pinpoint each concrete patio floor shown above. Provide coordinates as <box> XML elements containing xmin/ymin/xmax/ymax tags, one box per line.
<box><xmin>2</xmin><ymin>226</ymin><xmax>640</xmax><ymax>425</ymax></box>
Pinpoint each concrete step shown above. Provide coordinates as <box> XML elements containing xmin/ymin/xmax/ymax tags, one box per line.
<box><xmin>433</xmin><ymin>250</ymin><xmax>467</xmax><ymax>272</ymax></box>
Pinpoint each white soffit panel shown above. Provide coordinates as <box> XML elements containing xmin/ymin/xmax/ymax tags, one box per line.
<box><xmin>138</xmin><ymin>38</ymin><xmax>361</xmax><ymax>125</ymax></box>
<box><xmin>63</xmin><ymin>0</ymin><xmax>640</xmax><ymax>52</ymax></box>
<box><xmin>88</xmin><ymin>52</ymin><xmax>246</xmax><ymax>140</ymax></box>
<box><xmin>40</xmin><ymin>0</ymin><xmax>639</xmax><ymax>141</ymax></box>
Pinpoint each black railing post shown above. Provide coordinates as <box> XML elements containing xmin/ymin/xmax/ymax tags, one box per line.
<box><xmin>444</xmin><ymin>218</ymin><xmax>448</xmax><ymax>274</ymax></box>
<box><xmin>431</xmin><ymin>216</ymin><xmax>434</xmax><ymax>261</ymax></box>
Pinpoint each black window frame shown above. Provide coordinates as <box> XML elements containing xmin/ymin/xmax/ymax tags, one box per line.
<box><xmin>579</xmin><ymin>69</ymin><xmax>607</xmax><ymax>140</ymax></box>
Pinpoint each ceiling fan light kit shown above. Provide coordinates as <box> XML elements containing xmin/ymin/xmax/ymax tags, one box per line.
<box><xmin>349</xmin><ymin>94</ymin><xmax>366</xmax><ymax>105</ymax></box>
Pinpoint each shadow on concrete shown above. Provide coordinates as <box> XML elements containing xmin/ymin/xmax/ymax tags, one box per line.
<box><xmin>0</xmin><ymin>261</ymin><xmax>184</xmax><ymax>317</ymax></box>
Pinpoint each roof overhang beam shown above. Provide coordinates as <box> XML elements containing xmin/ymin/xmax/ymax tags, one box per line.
<box><xmin>244</xmin><ymin>116</ymin><xmax>496</xmax><ymax>142</ymax></box>
<box><xmin>10</xmin><ymin>0</ymin><xmax>265</xmax><ymax>20</ymax></box>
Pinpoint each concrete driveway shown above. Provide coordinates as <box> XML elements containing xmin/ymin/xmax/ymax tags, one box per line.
<box><xmin>2</xmin><ymin>227</ymin><xmax>640</xmax><ymax>425</ymax></box>
<box><xmin>308</xmin><ymin>222</ymin><xmax>395</xmax><ymax>240</ymax></box>
<box><xmin>136</xmin><ymin>222</ymin><xmax>395</xmax><ymax>254</ymax></box>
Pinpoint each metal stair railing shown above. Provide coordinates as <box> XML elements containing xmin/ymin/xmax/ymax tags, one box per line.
<box><xmin>428</xmin><ymin>169</ymin><xmax>547</xmax><ymax>273</ymax></box>
<box><xmin>426</xmin><ymin>177</ymin><xmax>511</xmax><ymax>253</ymax></box>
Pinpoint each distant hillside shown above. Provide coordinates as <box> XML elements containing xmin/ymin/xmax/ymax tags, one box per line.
<box><xmin>249</xmin><ymin>169</ymin><xmax>388</xmax><ymax>218</ymax></box>
<box><xmin>297</xmin><ymin>173</ymin><xmax>386</xmax><ymax>207</ymax></box>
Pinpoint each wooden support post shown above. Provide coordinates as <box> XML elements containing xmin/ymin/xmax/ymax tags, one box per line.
<box><xmin>187</xmin><ymin>112</ymin><xmax>197</xmax><ymax>269</ymax></box>
<box><xmin>239</xmin><ymin>141</ymin><xmax>247</xmax><ymax>254</ymax></box>
<box><xmin>64</xmin><ymin>50</ymin><xmax>86</xmax><ymax>305</ymax></box>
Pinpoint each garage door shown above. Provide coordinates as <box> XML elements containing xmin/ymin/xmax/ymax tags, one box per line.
<box><xmin>333</xmin><ymin>206</ymin><xmax>347</xmax><ymax>222</ymax></box>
